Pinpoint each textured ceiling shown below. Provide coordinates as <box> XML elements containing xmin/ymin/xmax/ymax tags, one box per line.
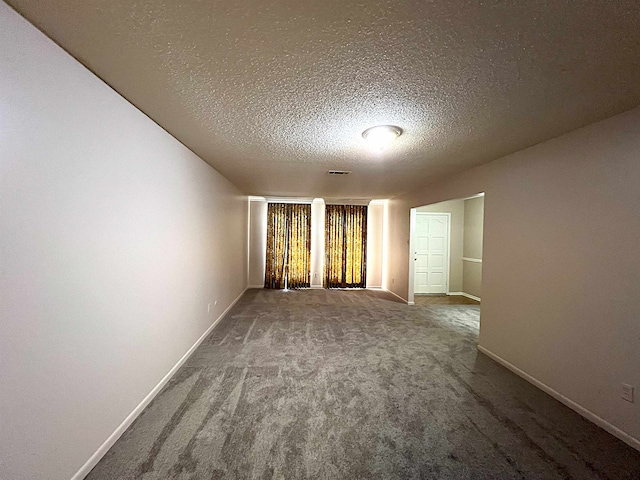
<box><xmin>7</xmin><ymin>0</ymin><xmax>640</xmax><ymax>199</ymax></box>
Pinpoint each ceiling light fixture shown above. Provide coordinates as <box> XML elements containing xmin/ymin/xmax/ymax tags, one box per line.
<box><xmin>362</xmin><ymin>125</ymin><xmax>403</xmax><ymax>150</ymax></box>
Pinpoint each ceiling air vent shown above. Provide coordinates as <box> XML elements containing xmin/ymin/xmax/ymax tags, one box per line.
<box><xmin>328</xmin><ymin>170</ymin><xmax>352</xmax><ymax>175</ymax></box>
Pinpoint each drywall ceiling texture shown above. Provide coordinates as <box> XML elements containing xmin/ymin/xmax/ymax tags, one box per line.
<box><xmin>6</xmin><ymin>0</ymin><xmax>640</xmax><ymax>198</ymax></box>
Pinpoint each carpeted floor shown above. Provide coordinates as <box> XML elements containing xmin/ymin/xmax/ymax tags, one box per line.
<box><xmin>86</xmin><ymin>289</ymin><xmax>640</xmax><ymax>479</ymax></box>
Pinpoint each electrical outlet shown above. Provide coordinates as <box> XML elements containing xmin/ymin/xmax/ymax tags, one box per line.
<box><xmin>207</xmin><ymin>303</ymin><xmax>211</xmax><ymax>313</ymax></box>
<box><xmin>621</xmin><ymin>384</ymin><xmax>634</xmax><ymax>403</ymax></box>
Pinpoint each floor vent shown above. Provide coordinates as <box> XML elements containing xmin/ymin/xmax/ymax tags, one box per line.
<box><xmin>328</xmin><ymin>170</ymin><xmax>352</xmax><ymax>175</ymax></box>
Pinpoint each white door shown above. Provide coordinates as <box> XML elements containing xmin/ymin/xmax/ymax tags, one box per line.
<box><xmin>414</xmin><ymin>213</ymin><xmax>449</xmax><ymax>294</ymax></box>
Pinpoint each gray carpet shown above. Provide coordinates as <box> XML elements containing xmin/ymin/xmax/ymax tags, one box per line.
<box><xmin>86</xmin><ymin>289</ymin><xmax>640</xmax><ymax>479</ymax></box>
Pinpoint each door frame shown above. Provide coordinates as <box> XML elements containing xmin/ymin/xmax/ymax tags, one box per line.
<box><xmin>408</xmin><ymin>209</ymin><xmax>451</xmax><ymax>305</ymax></box>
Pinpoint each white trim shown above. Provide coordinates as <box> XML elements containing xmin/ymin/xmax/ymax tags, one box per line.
<box><xmin>464</xmin><ymin>192</ymin><xmax>485</xmax><ymax>200</ymax></box>
<box><xmin>462</xmin><ymin>257</ymin><xmax>482</xmax><ymax>263</ymax></box>
<box><xmin>477</xmin><ymin>345</ymin><xmax>640</xmax><ymax>453</ymax></box>
<box><xmin>324</xmin><ymin>199</ymin><xmax>370</xmax><ymax>205</ymax></box>
<box><xmin>71</xmin><ymin>287</ymin><xmax>248</xmax><ymax>480</ymax></box>
<box><xmin>265</xmin><ymin>197</ymin><xmax>314</xmax><ymax>204</ymax></box>
<box><xmin>408</xmin><ymin>208</ymin><xmax>416</xmax><ymax>304</ymax></box>
<box><xmin>248</xmin><ymin>196</ymin><xmax>266</xmax><ymax>202</ymax></box>
<box><xmin>369</xmin><ymin>199</ymin><xmax>388</xmax><ymax>205</ymax></box>
<box><xmin>462</xmin><ymin>292</ymin><xmax>481</xmax><ymax>302</ymax></box>
<box><xmin>446</xmin><ymin>214</ymin><xmax>451</xmax><ymax>293</ymax></box>
<box><xmin>384</xmin><ymin>288</ymin><xmax>409</xmax><ymax>304</ymax></box>
<box><xmin>247</xmin><ymin>198</ymin><xmax>251</xmax><ymax>287</ymax></box>
<box><xmin>447</xmin><ymin>291</ymin><xmax>481</xmax><ymax>301</ymax></box>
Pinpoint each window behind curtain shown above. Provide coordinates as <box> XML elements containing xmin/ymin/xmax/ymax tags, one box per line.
<box><xmin>264</xmin><ymin>203</ymin><xmax>311</xmax><ymax>289</ymax></box>
<box><xmin>325</xmin><ymin>205</ymin><xmax>367</xmax><ymax>288</ymax></box>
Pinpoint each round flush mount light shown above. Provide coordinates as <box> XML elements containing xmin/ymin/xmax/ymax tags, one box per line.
<box><xmin>362</xmin><ymin>125</ymin><xmax>403</xmax><ymax>150</ymax></box>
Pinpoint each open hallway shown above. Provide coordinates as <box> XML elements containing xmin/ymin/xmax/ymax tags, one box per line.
<box><xmin>86</xmin><ymin>290</ymin><xmax>640</xmax><ymax>479</ymax></box>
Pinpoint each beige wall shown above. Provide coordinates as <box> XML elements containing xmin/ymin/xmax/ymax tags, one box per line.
<box><xmin>0</xmin><ymin>5</ymin><xmax>247</xmax><ymax>480</ymax></box>
<box><xmin>462</xmin><ymin>262</ymin><xmax>482</xmax><ymax>299</ymax></box>
<box><xmin>415</xmin><ymin>199</ymin><xmax>465</xmax><ymax>292</ymax></box>
<box><xmin>386</xmin><ymin>106</ymin><xmax>640</xmax><ymax>447</ymax></box>
<box><xmin>463</xmin><ymin>197</ymin><xmax>484</xmax><ymax>259</ymax></box>
<box><xmin>387</xmin><ymin>197</ymin><xmax>412</xmax><ymax>297</ymax></box>
<box><xmin>463</xmin><ymin>197</ymin><xmax>484</xmax><ymax>298</ymax></box>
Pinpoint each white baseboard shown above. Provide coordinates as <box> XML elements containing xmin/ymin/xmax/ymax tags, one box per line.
<box><xmin>461</xmin><ymin>292</ymin><xmax>481</xmax><ymax>302</ymax></box>
<box><xmin>71</xmin><ymin>287</ymin><xmax>248</xmax><ymax>480</ymax></box>
<box><xmin>477</xmin><ymin>345</ymin><xmax>640</xmax><ymax>453</ymax></box>
<box><xmin>447</xmin><ymin>291</ymin><xmax>481</xmax><ymax>302</ymax></box>
<box><xmin>384</xmin><ymin>288</ymin><xmax>409</xmax><ymax>304</ymax></box>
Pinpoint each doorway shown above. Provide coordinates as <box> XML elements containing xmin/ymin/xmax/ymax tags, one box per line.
<box><xmin>408</xmin><ymin>194</ymin><xmax>484</xmax><ymax>305</ymax></box>
<box><xmin>414</xmin><ymin>212</ymin><xmax>450</xmax><ymax>294</ymax></box>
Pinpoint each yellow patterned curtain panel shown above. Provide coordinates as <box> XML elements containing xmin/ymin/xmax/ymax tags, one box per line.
<box><xmin>325</xmin><ymin>205</ymin><xmax>367</xmax><ymax>288</ymax></box>
<box><xmin>264</xmin><ymin>203</ymin><xmax>311</xmax><ymax>289</ymax></box>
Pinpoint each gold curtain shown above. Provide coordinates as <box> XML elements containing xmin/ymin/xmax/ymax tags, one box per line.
<box><xmin>264</xmin><ymin>203</ymin><xmax>311</xmax><ymax>289</ymax></box>
<box><xmin>325</xmin><ymin>205</ymin><xmax>367</xmax><ymax>288</ymax></box>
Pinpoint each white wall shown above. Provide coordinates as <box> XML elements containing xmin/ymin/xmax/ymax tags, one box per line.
<box><xmin>0</xmin><ymin>4</ymin><xmax>247</xmax><ymax>479</ymax></box>
<box><xmin>386</xmin><ymin>107</ymin><xmax>640</xmax><ymax>448</ymax></box>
